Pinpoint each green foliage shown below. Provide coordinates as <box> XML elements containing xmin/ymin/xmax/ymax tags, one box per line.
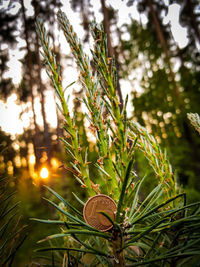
<box><xmin>0</xmin><ymin>146</ymin><xmax>27</xmax><ymax>266</ymax></box>
<box><xmin>34</xmin><ymin>11</ymin><xmax>200</xmax><ymax>266</ymax></box>
<box><xmin>14</xmin><ymin>174</ymin><xmax>60</xmax><ymax>266</ymax></box>
<box><xmin>120</xmin><ymin>5</ymin><xmax>200</xmax><ymax>193</ymax></box>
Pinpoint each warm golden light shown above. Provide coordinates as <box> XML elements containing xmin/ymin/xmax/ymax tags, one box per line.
<box><xmin>40</xmin><ymin>167</ymin><xmax>49</xmax><ymax>179</ymax></box>
<box><xmin>51</xmin><ymin>157</ymin><xmax>59</xmax><ymax>169</ymax></box>
<box><xmin>29</xmin><ymin>154</ymin><xmax>36</xmax><ymax>165</ymax></box>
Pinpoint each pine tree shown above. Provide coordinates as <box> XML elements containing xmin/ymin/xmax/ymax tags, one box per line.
<box><xmin>32</xmin><ymin>11</ymin><xmax>200</xmax><ymax>266</ymax></box>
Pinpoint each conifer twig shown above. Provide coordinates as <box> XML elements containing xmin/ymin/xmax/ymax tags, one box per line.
<box><xmin>187</xmin><ymin>113</ymin><xmax>200</xmax><ymax>135</ymax></box>
<box><xmin>36</xmin><ymin>19</ymin><xmax>95</xmax><ymax>196</ymax></box>
<box><xmin>129</xmin><ymin>121</ymin><xmax>176</xmax><ymax>199</ymax></box>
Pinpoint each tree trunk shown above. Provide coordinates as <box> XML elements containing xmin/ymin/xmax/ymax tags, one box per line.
<box><xmin>21</xmin><ymin>0</ymin><xmax>41</xmax><ymax>170</ymax></box>
<box><xmin>53</xmin><ymin>42</ymin><xmax>63</xmax><ymax>153</ymax></box>
<box><xmin>147</xmin><ymin>0</ymin><xmax>182</xmax><ymax>104</ymax></box>
<box><xmin>53</xmin><ymin>91</ymin><xmax>63</xmax><ymax>153</ymax></box>
<box><xmin>100</xmin><ymin>0</ymin><xmax>123</xmax><ymax>112</ymax></box>
<box><xmin>33</xmin><ymin>0</ymin><xmax>52</xmax><ymax>167</ymax></box>
<box><xmin>186</xmin><ymin>0</ymin><xmax>200</xmax><ymax>44</ymax></box>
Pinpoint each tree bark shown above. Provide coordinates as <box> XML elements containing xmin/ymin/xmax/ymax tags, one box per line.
<box><xmin>101</xmin><ymin>0</ymin><xmax>123</xmax><ymax>112</ymax></box>
<box><xmin>21</xmin><ymin>0</ymin><xmax>41</xmax><ymax>170</ymax></box>
<box><xmin>147</xmin><ymin>0</ymin><xmax>182</xmax><ymax>104</ymax></box>
<box><xmin>186</xmin><ymin>0</ymin><xmax>200</xmax><ymax>44</ymax></box>
<box><xmin>50</xmin><ymin>13</ymin><xmax>64</xmax><ymax>153</ymax></box>
<box><xmin>33</xmin><ymin>0</ymin><xmax>52</xmax><ymax>167</ymax></box>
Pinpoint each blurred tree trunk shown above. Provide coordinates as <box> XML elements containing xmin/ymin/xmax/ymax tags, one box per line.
<box><xmin>33</xmin><ymin>0</ymin><xmax>52</xmax><ymax>167</ymax></box>
<box><xmin>54</xmin><ymin>45</ymin><xmax>63</xmax><ymax>153</ymax></box>
<box><xmin>0</xmin><ymin>11</ymin><xmax>18</xmax><ymax>99</ymax></box>
<box><xmin>19</xmin><ymin>105</ymin><xmax>30</xmax><ymax>170</ymax></box>
<box><xmin>147</xmin><ymin>0</ymin><xmax>200</xmax><ymax>178</ymax></box>
<box><xmin>186</xmin><ymin>0</ymin><xmax>200</xmax><ymax>43</ymax></box>
<box><xmin>100</xmin><ymin>0</ymin><xmax>123</xmax><ymax>111</ymax></box>
<box><xmin>50</xmin><ymin>13</ymin><xmax>63</xmax><ymax>153</ymax></box>
<box><xmin>147</xmin><ymin>0</ymin><xmax>182</xmax><ymax>104</ymax></box>
<box><xmin>53</xmin><ymin>90</ymin><xmax>63</xmax><ymax>153</ymax></box>
<box><xmin>21</xmin><ymin>0</ymin><xmax>41</xmax><ymax>170</ymax></box>
<box><xmin>101</xmin><ymin>0</ymin><xmax>114</xmax><ymax>57</ymax></box>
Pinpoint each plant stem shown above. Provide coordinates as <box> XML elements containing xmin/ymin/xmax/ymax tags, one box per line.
<box><xmin>112</xmin><ymin>230</ymin><xmax>125</xmax><ymax>267</ymax></box>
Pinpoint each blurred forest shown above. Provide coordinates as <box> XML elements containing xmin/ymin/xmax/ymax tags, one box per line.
<box><xmin>0</xmin><ymin>0</ymin><xmax>200</xmax><ymax>265</ymax></box>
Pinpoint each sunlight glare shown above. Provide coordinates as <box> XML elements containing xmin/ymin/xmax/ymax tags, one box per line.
<box><xmin>51</xmin><ymin>158</ymin><xmax>59</xmax><ymax>169</ymax></box>
<box><xmin>40</xmin><ymin>167</ymin><xmax>49</xmax><ymax>179</ymax></box>
<box><xmin>29</xmin><ymin>154</ymin><xmax>36</xmax><ymax>165</ymax></box>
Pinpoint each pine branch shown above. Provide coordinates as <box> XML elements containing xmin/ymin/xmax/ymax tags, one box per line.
<box><xmin>187</xmin><ymin>113</ymin><xmax>200</xmax><ymax>135</ymax></box>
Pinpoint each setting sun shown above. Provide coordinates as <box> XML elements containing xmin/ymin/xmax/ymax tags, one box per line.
<box><xmin>40</xmin><ymin>167</ymin><xmax>49</xmax><ymax>179</ymax></box>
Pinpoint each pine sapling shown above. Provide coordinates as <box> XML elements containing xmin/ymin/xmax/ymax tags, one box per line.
<box><xmin>33</xmin><ymin>11</ymin><xmax>200</xmax><ymax>267</ymax></box>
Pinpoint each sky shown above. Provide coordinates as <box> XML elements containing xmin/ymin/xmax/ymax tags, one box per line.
<box><xmin>0</xmin><ymin>0</ymin><xmax>189</xmax><ymax>137</ymax></box>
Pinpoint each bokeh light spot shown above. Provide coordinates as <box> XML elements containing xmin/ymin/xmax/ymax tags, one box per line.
<box><xmin>40</xmin><ymin>167</ymin><xmax>49</xmax><ymax>179</ymax></box>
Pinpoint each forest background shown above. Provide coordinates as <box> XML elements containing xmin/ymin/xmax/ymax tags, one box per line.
<box><xmin>0</xmin><ymin>0</ymin><xmax>200</xmax><ymax>265</ymax></box>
